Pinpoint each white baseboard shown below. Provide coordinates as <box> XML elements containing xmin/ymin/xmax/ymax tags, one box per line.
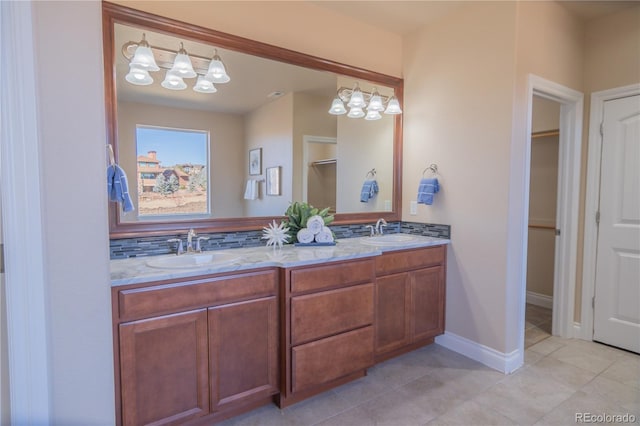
<box><xmin>435</xmin><ymin>331</ymin><xmax>522</xmax><ymax>374</ymax></box>
<box><xmin>526</xmin><ymin>291</ymin><xmax>553</xmax><ymax>309</ymax></box>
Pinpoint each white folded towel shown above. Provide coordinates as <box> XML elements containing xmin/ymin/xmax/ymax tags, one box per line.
<box><xmin>314</xmin><ymin>226</ymin><xmax>334</xmax><ymax>243</ymax></box>
<box><xmin>244</xmin><ymin>179</ymin><xmax>258</xmax><ymax>200</ymax></box>
<box><xmin>306</xmin><ymin>215</ymin><xmax>324</xmax><ymax>235</ymax></box>
<box><xmin>297</xmin><ymin>228</ymin><xmax>315</xmax><ymax>243</ymax></box>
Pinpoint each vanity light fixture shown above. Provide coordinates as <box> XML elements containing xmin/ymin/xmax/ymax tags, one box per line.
<box><xmin>122</xmin><ymin>34</ymin><xmax>230</xmax><ymax>92</ymax></box>
<box><xmin>328</xmin><ymin>83</ymin><xmax>402</xmax><ymax>119</ymax></box>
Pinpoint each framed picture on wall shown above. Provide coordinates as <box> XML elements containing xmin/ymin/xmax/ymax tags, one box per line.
<box><xmin>266</xmin><ymin>166</ymin><xmax>281</xmax><ymax>196</ymax></box>
<box><xmin>249</xmin><ymin>148</ymin><xmax>262</xmax><ymax>175</ymax></box>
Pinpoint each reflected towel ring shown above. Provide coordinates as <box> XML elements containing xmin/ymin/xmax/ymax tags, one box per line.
<box><xmin>422</xmin><ymin>164</ymin><xmax>438</xmax><ymax>176</ymax></box>
<box><xmin>365</xmin><ymin>168</ymin><xmax>376</xmax><ymax>179</ymax></box>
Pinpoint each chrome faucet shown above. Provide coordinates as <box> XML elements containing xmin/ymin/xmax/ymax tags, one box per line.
<box><xmin>196</xmin><ymin>236</ymin><xmax>209</xmax><ymax>253</ymax></box>
<box><xmin>365</xmin><ymin>224</ymin><xmax>375</xmax><ymax>237</ymax></box>
<box><xmin>187</xmin><ymin>228</ymin><xmax>197</xmax><ymax>253</ymax></box>
<box><xmin>167</xmin><ymin>238</ymin><xmax>184</xmax><ymax>255</ymax></box>
<box><xmin>375</xmin><ymin>218</ymin><xmax>388</xmax><ymax>235</ymax></box>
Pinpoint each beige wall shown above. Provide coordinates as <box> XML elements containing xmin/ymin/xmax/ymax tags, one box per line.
<box><xmin>403</xmin><ymin>2</ymin><xmax>518</xmax><ymax>353</ymax></box>
<box><xmin>110</xmin><ymin>0</ymin><xmax>402</xmax><ymax>78</ymax></box>
<box><xmin>244</xmin><ymin>94</ymin><xmax>294</xmax><ymax>217</ymax></box>
<box><xmin>117</xmin><ymin>102</ymin><xmax>245</xmax><ymax>219</ymax></box>
<box><xmin>584</xmin><ymin>6</ymin><xmax>640</xmax><ymax>93</ymax></box>
<box><xmin>32</xmin><ymin>1</ymin><xmax>115</xmax><ymax>423</ymax></box>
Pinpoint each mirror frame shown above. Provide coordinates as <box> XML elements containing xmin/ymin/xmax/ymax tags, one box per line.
<box><xmin>103</xmin><ymin>2</ymin><xmax>403</xmax><ymax>238</ymax></box>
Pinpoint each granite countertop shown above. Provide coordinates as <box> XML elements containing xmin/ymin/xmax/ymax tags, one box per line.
<box><xmin>110</xmin><ymin>234</ymin><xmax>450</xmax><ymax>287</ymax></box>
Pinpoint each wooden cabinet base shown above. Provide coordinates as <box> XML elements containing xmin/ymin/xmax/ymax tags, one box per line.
<box><xmin>276</xmin><ymin>370</ymin><xmax>366</xmax><ymax>409</ymax></box>
<box><xmin>374</xmin><ymin>337</ymin><xmax>435</xmax><ymax>364</ymax></box>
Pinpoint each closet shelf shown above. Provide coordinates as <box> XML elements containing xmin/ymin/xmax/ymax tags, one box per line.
<box><xmin>310</xmin><ymin>158</ymin><xmax>337</xmax><ymax>166</ymax></box>
<box><xmin>532</xmin><ymin>129</ymin><xmax>559</xmax><ymax>139</ymax></box>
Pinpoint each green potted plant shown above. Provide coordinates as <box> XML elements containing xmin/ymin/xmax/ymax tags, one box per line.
<box><xmin>282</xmin><ymin>201</ymin><xmax>334</xmax><ymax>243</ymax></box>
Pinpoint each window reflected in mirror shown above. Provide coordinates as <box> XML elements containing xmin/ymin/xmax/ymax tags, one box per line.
<box><xmin>135</xmin><ymin>126</ymin><xmax>209</xmax><ymax>218</ymax></box>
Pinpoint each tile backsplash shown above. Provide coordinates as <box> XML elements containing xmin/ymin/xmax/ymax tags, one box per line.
<box><xmin>109</xmin><ymin>221</ymin><xmax>450</xmax><ymax>259</ymax></box>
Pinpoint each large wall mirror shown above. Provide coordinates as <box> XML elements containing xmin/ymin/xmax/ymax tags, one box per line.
<box><xmin>104</xmin><ymin>2</ymin><xmax>403</xmax><ymax>237</ymax></box>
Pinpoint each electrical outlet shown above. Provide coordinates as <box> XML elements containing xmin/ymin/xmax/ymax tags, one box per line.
<box><xmin>410</xmin><ymin>200</ymin><xmax>417</xmax><ymax>215</ymax></box>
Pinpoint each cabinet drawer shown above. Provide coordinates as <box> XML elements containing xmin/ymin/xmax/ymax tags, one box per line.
<box><xmin>117</xmin><ymin>269</ymin><xmax>278</xmax><ymax>321</ymax></box>
<box><xmin>292</xmin><ymin>326</ymin><xmax>373</xmax><ymax>393</ymax></box>
<box><xmin>290</xmin><ymin>259</ymin><xmax>374</xmax><ymax>294</ymax></box>
<box><xmin>291</xmin><ymin>284</ymin><xmax>373</xmax><ymax>345</ymax></box>
<box><xmin>375</xmin><ymin>246</ymin><xmax>445</xmax><ymax>275</ymax></box>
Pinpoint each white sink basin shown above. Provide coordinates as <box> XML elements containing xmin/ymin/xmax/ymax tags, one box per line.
<box><xmin>146</xmin><ymin>252</ymin><xmax>240</xmax><ymax>269</ymax></box>
<box><xmin>360</xmin><ymin>234</ymin><xmax>417</xmax><ymax>246</ymax></box>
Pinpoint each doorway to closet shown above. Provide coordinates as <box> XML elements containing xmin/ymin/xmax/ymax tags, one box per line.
<box><xmin>525</xmin><ymin>96</ymin><xmax>560</xmax><ymax>348</ymax></box>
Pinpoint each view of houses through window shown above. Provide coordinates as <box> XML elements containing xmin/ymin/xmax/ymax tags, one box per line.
<box><xmin>136</xmin><ymin>126</ymin><xmax>209</xmax><ymax>216</ymax></box>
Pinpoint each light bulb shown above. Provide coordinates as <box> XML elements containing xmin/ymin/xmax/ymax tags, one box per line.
<box><xmin>367</xmin><ymin>88</ymin><xmax>385</xmax><ymax>112</ymax></box>
<box><xmin>170</xmin><ymin>43</ymin><xmax>196</xmax><ymax>78</ymax></box>
<box><xmin>347</xmin><ymin>83</ymin><xmax>366</xmax><ymax>108</ymax></box>
<box><xmin>125</xmin><ymin>65</ymin><xmax>153</xmax><ymax>85</ymax></box>
<box><xmin>347</xmin><ymin>107</ymin><xmax>365</xmax><ymax>118</ymax></box>
<box><xmin>161</xmin><ymin>70</ymin><xmax>187</xmax><ymax>90</ymax></box>
<box><xmin>206</xmin><ymin>51</ymin><xmax>230</xmax><ymax>83</ymax></box>
<box><xmin>129</xmin><ymin>34</ymin><xmax>159</xmax><ymax>71</ymax></box>
<box><xmin>193</xmin><ymin>75</ymin><xmax>217</xmax><ymax>93</ymax></box>
<box><xmin>384</xmin><ymin>95</ymin><xmax>402</xmax><ymax>114</ymax></box>
<box><xmin>328</xmin><ymin>97</ymin><xmax>347</xmax><ymax>115</ymax></box>
<box><xmin>364</xmin><ymin>110</ymin><xmax>382</xmax><ymax>121</ymax></box>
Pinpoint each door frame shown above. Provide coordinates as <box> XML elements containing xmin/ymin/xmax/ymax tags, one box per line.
<box><xmin>301</xmin><ymin>135</ymin><xmax>337</xmax><ymax>203</ymax></box>
<box><xmin>518</xmin><ymin>75</ymin><xmax>583</xmax><ymax>353</ymax></box>
<box><xmin>580</xmin><ymin>83</ymin><xmax>640</xmax><ymax>341</ymax></box>
<box><xmin>0</xmin><ymin>1</ymin><xmax>51</xmax><ymax>422</ymax></box>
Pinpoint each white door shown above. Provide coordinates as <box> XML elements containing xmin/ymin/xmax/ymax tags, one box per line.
<box><xmin>593</xmin><ymin>94</ymin><xmax>640</xmax><ymax>353</ymax></box>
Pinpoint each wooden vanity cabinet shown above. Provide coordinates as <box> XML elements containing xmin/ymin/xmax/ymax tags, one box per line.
<box><xmin>374</xmin><ymin>246</ymin><xmax>446</xmax><ymax>361</ymax></box>
<box><xmin>112</xmin><ymin>268</ymin><xmax>279</xmax><ymax>426</ymax></box>
<box><xmin>278</xmin><ymin>258</ymin><xmax>376</xmax><ymax>408</ymax></box>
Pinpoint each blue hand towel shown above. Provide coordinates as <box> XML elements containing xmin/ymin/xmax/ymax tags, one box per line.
<box><xmin>417</xmin><ymin>177</ymin><xmax>439</xmax><ymax>205</ymax></box>
<box><xmin>360</xmin><ymin>179</ymin><xmax>379</xmax><ymax>203</ymax></box>
<box><xmin>107</xmin><ymin>164</ymin><xmax>135</xmax><ymax>212</ymax></box>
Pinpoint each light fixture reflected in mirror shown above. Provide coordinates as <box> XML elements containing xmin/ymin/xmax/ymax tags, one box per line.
<box><xmin>125</xmin><ymin>65</ymin><xmax>153</xmax><ymax>85</ymax></box>
<box><xmin>169</xmin><ymin>43</ymin><xmax>197</xmax><ymax>78</ymax></box>
<box><xmin>206</xmin><ymin>50</ymin><xmax>231</xmax><ymax>83</ymax></box>
<box><xmin>328</xmin><ymin>83</ymin><xmax>402</xmax><ymax>119</ymax></box>
<box><xmin>193</xmin><ymin>75</ymin><xmax>217</xmax><ymax>93</ymax></box>
<box><xmin>122</xmin><ymin>35</ymin><xmax>230</xmax><ymax>92</ymax></box>
<box><xmin>161</xmin><ymin>70</ymin><xmax>187</xmax><ymax>90</ymax></box>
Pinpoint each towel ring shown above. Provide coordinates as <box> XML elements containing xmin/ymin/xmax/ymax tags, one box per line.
<box><xmin>365</xmin><ymin>168</ymin><xmax>376</xmax><ymax>179</ymax></box>
<box><xmin>422</xmin><ymin>164</ymin><xmax>438</xmax><ymax>176</ymax></box>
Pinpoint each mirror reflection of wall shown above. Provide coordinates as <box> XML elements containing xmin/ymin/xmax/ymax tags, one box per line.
<box><xmin>112</xmin><ymin>21</ymin><xmax>398</xmax><ymax>224</ymax></box>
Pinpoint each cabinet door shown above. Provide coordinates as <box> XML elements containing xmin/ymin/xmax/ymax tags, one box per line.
<box><xmin>208</xmin><ymin>296</ymin><xmax>278</xmax><ymax>412</ymax></box>
<box><xmin>375</xmin><ymin>273</ymin><xmax>411</xmax><ymax>355</ymax></box>
<box><xmin>411</xmin><ymin>266</ymin><xmax>445</xmax><ymax>342</ymax></box>
<box><xmin>119</xmin><ymin>309</ymin><xmax>209</xmax><ymax>426</ymax></box>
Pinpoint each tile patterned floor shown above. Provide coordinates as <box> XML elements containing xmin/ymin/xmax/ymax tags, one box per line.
<box><xmin>219</xmin><ymin>338</ymin><xmax>639</xmax><ymax>426</ymax></box>
<box><xmin>525</xmin><ymin>304</ymin><xmax>552</xmax><ymax>349</ymax></box>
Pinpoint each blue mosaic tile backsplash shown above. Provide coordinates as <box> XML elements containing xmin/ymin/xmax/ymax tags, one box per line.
<box><xmin>109</xmin><ymin>221</ymin><xmax>450</xmax><ymax>259</ymax></box>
